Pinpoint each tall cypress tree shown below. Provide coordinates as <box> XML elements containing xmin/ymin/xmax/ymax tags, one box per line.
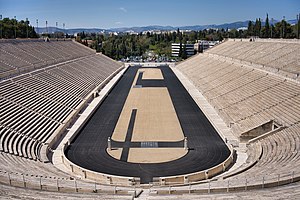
<box><xmin>258</xmin><ymin>18</ymin><xmax>262</xmax><ymax>37</ymax></box>
<box><xmin>281</xmin><ymin>18</ymin><xmax>287</xmax><ymax>38</ymax></box>
<box><xmin>254</xmin><ymin>18</ymin><xmax>259</xmax><ymax>36</ymax></box>
<box><xmin>178</xmin><ymin>42</ymin><xmax>183</xmax><ymax>58</ymax></box>
<box><xmin>265</xmin><ymin>14</ymin><xmax>270</xmax><ymax>38</ymax></box>
<box><xmin>248</xmin><ymin>20</ymin><xmax>254</xmax><ymax>36</ymax></box>
<box><xmin>254</xmin><ymin>18</ymin><xmax>262</xmax><ymax>37</ymax></box>
<box><xmin>182</xmin><ymin>43</ymin><xmax>187</xmax><ymax>59</ymax></box>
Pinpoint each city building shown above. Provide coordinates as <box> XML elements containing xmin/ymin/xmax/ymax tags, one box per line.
<box><xmin>195</xmin><ymin>40</ymin><xmax>220</xmax><ymax>53</ymax></box>
<box><xmin>171</xmin><ymin>43</ymin><xmax>195</xmax><ymax>57</ymax></box>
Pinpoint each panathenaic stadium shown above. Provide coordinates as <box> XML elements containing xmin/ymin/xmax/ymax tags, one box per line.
<box><xmin>0</xmin><ymin>38</ymin><xmax>300</xmax><ymax>199</ymax></box>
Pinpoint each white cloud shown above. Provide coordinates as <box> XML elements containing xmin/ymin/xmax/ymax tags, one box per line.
<box><xmin>119</xmin><ymin>7</ymin><xmax>127</xmax><ymax>13</ymax></box>
<box><xmin>115</xmin><ymin>21</ymin><xmax>122</xmax><ymax>25</ymax></box>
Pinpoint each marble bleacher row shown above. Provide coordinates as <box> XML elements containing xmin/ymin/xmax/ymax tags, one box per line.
<box><xmin>151</xmin><ymin>123</ymin><xmax>300</xmax><ymax>197</ymax></box>
<box><xmin>176</xmin><ymin>52</ymin><xmax>300</xmax><ymax>135</ymax></box>
<box><xmin>220</xmin><ymin>123</ymin><xmax>300</xmax><ymax>186</ymax></box>
<box><xmin>0</xmin><ymin>151</ymin><xmax>132</xmax><ymax>197</ymax></box>
<box><xmin>1</xmin><ymin>124</ymin><xmax>300</xmax><ymax>197</ymax></box>
<box><xmin>206</xmin><ymin>39</ymin><xmax>300</xmax><ymax>77</ymax></box>
<box><xmin>172</xmin><ymin>40</ymin><xmax>300</xmax><ymax>194</ymax></box>
<box><xmin>0</xmin><ymin>39</ymin><xmax>94</xmax><ymax>79</ymax></box>
<box><xmin>0</xmin><ymin>41</ymin><xmax>122</xmax><ymax>161</ymax></box>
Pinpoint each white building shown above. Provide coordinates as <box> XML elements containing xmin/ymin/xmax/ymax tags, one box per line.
<box><xmin>171</xmin><ymin>43</ymin><xmax>195</xmax><ymax>57</ymax></box>
<box><xmin>195</xmin><ymin>40</ymin><xmax>219</xmax><ymax>52</ymax></box>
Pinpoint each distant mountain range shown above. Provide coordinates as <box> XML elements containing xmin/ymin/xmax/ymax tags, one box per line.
<box><xmin>36</xmin><ymin>19</ymin><xmax>297</xmax><ymax>35</ymax></box>
<box><xmin>35</xmin><ymin>27</ymin><xmax>105</xmax><ymax>35</ymax></box>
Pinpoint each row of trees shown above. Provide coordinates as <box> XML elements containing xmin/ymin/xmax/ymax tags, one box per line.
<box><xmin>2</xmin><ymin>16</ymin><xmax>299</xmax><ymax>60</ymax></box>
<box><xmin>80</xmin><ymin>16</ymin><xmax>299</xmax><ymax>60</ymax></box>
<box><xmin>79</xmin><ymin>28</ymin><xmax>226</xmax><ymax>60</ymax></box>
<box><xmin>0</xmin><ymin>17</ymin><xmax>38</xmax><ymax>38</ymax></box>
<box><xmin>247</xmin><ymin>14</ymin><xmax>300</xmax><ymax>38</ymax></box>
<box><xmin>77</xmin><ymin>14</ymin><xmax>299</xmax><ymax>60</ymax></box>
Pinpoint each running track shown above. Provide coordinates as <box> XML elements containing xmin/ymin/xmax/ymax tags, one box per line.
<box><xmin>65</xmin><ymin>65</ymin><xmax>230</xmax><ymax>184</ymax></box>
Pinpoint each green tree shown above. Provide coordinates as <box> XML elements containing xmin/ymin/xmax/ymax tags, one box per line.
<box><xmin>0</xmin><ymin>17</ymin><xmax>38</xmax><ymax>38</ymax></box>
<box><xmin>281</xmin><ymin>19</ymin><xmax>287</xmax><ymax>38</ymax></box>
<box><xmin>181</xmin><ymin>43</ymin><xmax>187</xmax><ymax>59</ymax></box>
<box><xmin>178</xmin><ymin>42</ymin><xmax>183</xmax><ymax>58</ymax></box>
<box><xmin>254</xmin><ymin>18</ymin><xmax>262</xmax><ymax>37</ymax></box>
<box><xmin>264</xmin><ymin>14</ymin><xmax>270</xmax><ymax>38</ymax></box>
<box><xmin>247</xmin><ymin>20</ymin><xmax>254</xmax><ymax>36</ymax></box>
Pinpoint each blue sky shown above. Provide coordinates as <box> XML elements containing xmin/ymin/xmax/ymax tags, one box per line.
<box><xmin>0</xmin><ymin>0</ymin><xmax>299</xmax><ymax>29</ymax></box>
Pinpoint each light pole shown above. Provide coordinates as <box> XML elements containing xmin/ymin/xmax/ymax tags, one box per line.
<box><xmin>56</xmin><ymin>22</ymin><xmax>58</xmax><ymax>39</ymax></box>
<box><xmin>63</xmin><ymin>23</ymin><xmax>65</xmax><ymax>38</ymax></box>
<box><xmin>36</xmin><ymin>19</ymin><xmax>38</xmax><ymax>35</ymax></box>
<box><xmin>259</xmin><ymin>18</ymin><xmax>261</xmax><ymax>38</ymax></box>
<box><xmin>282</xmin><ymin>16</ymin><xmax>285</xmax><ymax>38</ymax></box>
<box><xmin>271</xmin><ymin>18</ymin><xmax>273</xmax><ymax>38</ymax></box>
<box><xmin>14</xmin><ymin>16</ymin><xmax>17</xmax><ymax>38</ymax></box>
<box><xmin>46</xmin><ymin>20</ymin><xmax>48</xmax><ymax>36</ymax></box>
<box><xmin>0</xmin><ymin>14</ymin><xmax>2</xmax><ymax>39</ymax></box>
<box><xmin>26</xmin><ymin>18</ymin><xmax>29</xmax><ymax>38</ymax></box>
<box><xmin>297</xmin><ymin>14</ymin><xmax>299</xmax><ymax>39</ymax></box>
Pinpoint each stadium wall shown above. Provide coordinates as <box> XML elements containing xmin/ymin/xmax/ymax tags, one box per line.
<box><xmin>159</xmin><ymin>144</ymin><xmax>234</xmax><ymax>185</ymax></box>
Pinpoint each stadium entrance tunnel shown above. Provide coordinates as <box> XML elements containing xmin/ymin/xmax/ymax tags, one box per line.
<box><xmin>64</xmin><ymin>65</ymin><xmax>233</xmax><ymax>185</ymax></box>
<box><xmin>239</xmin><ymin>120</ymin><xmax>284</xmax><ymax>142</ymax></box>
